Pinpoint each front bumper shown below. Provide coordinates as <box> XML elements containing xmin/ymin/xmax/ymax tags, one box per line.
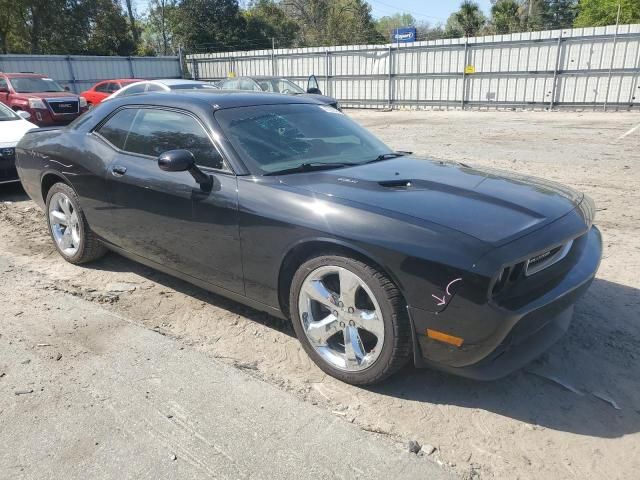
<box><xmin>409</xmin><ymin>225</ymin><xmax>602</xmax><ymax>380</ymax></box>
<box><xmin>0</xmin><ymin>146</ymin><xmax>18</xmax><ymax>184</ymax></box>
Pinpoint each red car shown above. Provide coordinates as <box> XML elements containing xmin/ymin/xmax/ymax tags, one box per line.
<box><xmin>0</xmin><ymin>72</ymin><xmax>88</xmax><ymax>126</ymax></box>
<box><xmin>80</xmin><ymin>79</ymin><xmax>143</xmax><ymax>106</ymax></box>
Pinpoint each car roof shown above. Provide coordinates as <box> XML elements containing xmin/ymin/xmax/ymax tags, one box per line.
<box><xmin>1</xmin><ymin>72</ymin><xmax>50</xmax><ymax>78</ymax></box>
<box><xmin>153</xmin><ymin>78</ymin><xmax>212</xmax><ymax>86</ymax></box>
<box><xmin>231</xmin><ymin>76</ymin><xmax>291</xmax><ymax>81</ymax></box>
<box><xmin>108</xmin><ymin>90</ymin><xmax>323</xmax><ymax>110</ymax></box>
<box><xmin>98</xmin><ymin>78</ymin><xmax>144</xmax><ymax>83</ymax></box>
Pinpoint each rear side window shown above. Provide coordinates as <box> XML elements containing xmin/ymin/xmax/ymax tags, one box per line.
<box><xmin>96</xmin><ymin>108</ymin><xmax>138</xmax><ymax>150</ymax></box>
<box><xmin>94</xmin><ymin>82</ymin><xmax>110</xmax><ymax>93</ymax></box>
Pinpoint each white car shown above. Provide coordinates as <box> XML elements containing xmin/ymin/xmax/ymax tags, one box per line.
<box><xmin>0</xmin><ymin>103</ymin><xmax>37</xmax><ymax>185</ymax></box>
<box><xmin>104</xmin><ymin>79</ymin><xmax>218</xmax><ymax>101</ymax></box>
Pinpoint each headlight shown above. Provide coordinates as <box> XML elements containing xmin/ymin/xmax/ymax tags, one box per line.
<box><xmin>79</xmin><ymin>97</ymin><xmax>87</xmax><ymax>108</ymax></box>
<box><xmin>28</xmin><ymin>98</ymin><xmax>46</xmax><ymax>109</ymax></box>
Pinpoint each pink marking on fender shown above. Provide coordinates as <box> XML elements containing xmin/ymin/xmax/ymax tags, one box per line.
<box><xmin>431</xmin><ymin>294</ymin><xmax>446</xmax><ymax>306</ymax></box>
<box><xmin>446</xmin><ymin>278</ymin><xmax>462</xmax><ymax>296</ymax></box>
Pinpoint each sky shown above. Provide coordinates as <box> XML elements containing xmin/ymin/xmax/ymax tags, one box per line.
<box><xmin>366</xmin><ymin>0</ymin><xmax>493</xmax><ymax>24</ymax></box>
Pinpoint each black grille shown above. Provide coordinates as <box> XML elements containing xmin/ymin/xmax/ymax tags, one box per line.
<box><xmin>47</xmin><ymin>99</ymin><xmax>79</xmax><ymax>114</ymax></box>
<box><xmin>0</xmin><ymin>147</ymin><xmax>15</xmax><ymax>160</ymax></box>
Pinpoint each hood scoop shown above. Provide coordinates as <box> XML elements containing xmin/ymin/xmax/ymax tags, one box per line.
<box><xmin>379</xmin><ymin>179</ymin><xmax>418</xmax><ymax>190</ymax></box>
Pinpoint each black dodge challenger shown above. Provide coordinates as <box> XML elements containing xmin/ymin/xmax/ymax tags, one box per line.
<box><xmin>16</xmin><ymin>91</ymin><xmax>602</xmax><ymax>385</ymax></box>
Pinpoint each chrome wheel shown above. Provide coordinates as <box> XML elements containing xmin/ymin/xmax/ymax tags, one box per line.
<box><xmin>298</xmin><ymin>266</ymin><xmax>385</xmax><ymax>372</ymax></box>
<box><xmin>48</xmin><ymin>192</ymin><xmax>81</xmax><ymax>257</ymax></box>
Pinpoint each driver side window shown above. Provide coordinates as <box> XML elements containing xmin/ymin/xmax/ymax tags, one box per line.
<box><xmin>97</xmin><ymin>108</ymin><xmax>227</xmax><ymax>171</ymax></box>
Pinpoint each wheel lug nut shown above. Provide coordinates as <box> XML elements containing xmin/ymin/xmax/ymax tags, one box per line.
<box><xmin>339</xmin><ymin>321</ymin><xmax>345</xmax><ymax>328</ymax></box>
<box><xmin>348</xmin><ymin>307</ymin><xmax>354</xmax><ymax>313</ymax></box>
<box><xmin>338</xmin><ymin>301</ymin><xmax>344</xmax><ymax>308</ymax></box>
<box><xmin>332</xmin><ymin>311</ymin><xmax>338</xmax><ymax>317</ymax></box>
<box><xmin>349</xmin><ymin>320</ymin><xmax>355</xmax><ymax>327</ymax></box>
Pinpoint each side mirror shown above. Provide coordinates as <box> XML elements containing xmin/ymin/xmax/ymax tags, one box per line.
<box><xmin>0</xmin><ymin>87</ymin><xmax>9</xmax><ymax>93</ymax></box>
<box><xmin>64</xmin><ymin>86</ymin><xmax>71</xmax><ymax>92</ymax></box>
<box><xmin>306</xmin><ymin>87</ymin><xmax>322</xmax><ymax>95</ymax></box>
<box><xmin>17</xmin><ymin>110</ymin><xmax>32</xmax><ymax>120</ymax></box>
<box><xmin>158</xmin><ymin>149</ymin><xmax>212</xmax><ymax>190</ymax></box>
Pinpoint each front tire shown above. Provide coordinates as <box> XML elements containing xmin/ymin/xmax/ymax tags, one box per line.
<box><xmin>45</xmin><ymin>182</ymin><xmax>107</xmax><ymax>264</ymax></box>
<box><xmin>290</xmin><ymin>255</ymin><xmax>411</xmax><ymax>385</ymax></box>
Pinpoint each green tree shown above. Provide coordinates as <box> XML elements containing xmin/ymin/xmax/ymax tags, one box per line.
<box><xmin>575</xmin><ymin>0</ymin><xmax>640</xmax><ymax>27</ymax></box>
<box><xmin>491</xmin><ymin>0</ymin><xmax>523</xmax><ymax>34</ymax></box>
<box><xmin>143</xmin><ymin>0</ymin><xmax>179</xmax><ymax>55</ymax></box>
<box><xmin>175</xmin><ymin>0</ymin><xmax>247</xmax><ymax>51</ymax></box>
<box><xmin>326</xmin><ymin>0</ymin><xmax>383</xmax><ymax>45</ymax></box>
<box><xmin>446</xmin><ymin>0</ymin><xmax>487</xmax><ymax>37</ymax></box>
<box><xmin>521</xmin><ymin>0</ymin><xmax>547</xmax><ymax>30</ymax></box>
<box><xmin>85</xmin><ymin>0</ymin><xmax>136</xmax><ymax>55</ymax></box>
<box><xmin>244</xmin><ymin>0</ymin><xmax>299</xmax><ymax>49</ymax></box>
<box><xmin>544</xmin><ymin>0</ymin><xmax>578</xmax><ymax>28</ymax></box>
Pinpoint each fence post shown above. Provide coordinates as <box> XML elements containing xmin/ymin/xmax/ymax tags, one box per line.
<box><xmin>388</xmin><ymin>45</ymin><xmax>393</xmax><ymax>109</ymax></box>
<box><xmin>177</xmin><ymin>45</ymin><xmax>184</xmax><ymax>79</ymax></box>
<box><xmin>604</xmin><ymin>3</ymin><xmax>622</xmax><ymax>112</ymax></box>
<box><xmin>461</xmin><ymin>40</ymin><xmax>468</xmax><ymax>110</ymax></box>
<box><xmin>66</xmin><ymin>55</ymin><xmax>77</xmax><ymax>93</ymax></box>
<box><xmin>127</xmin><ymin>56</ymin><xmax>135</xmax><ymax>78</ymax></box>
<box><xmin>549</xmin><ymin>32</ymin><xmax>563</xmax><ymax>110</ymax></box>
<box><xmin>325</xmin><ymin>50</ymin><xmax>330</xmax><ymax>97</ymax></box>
<box><xmin>271</xmin><ymin>37</ymin><xmax>276</xmax><ymax>76</ymax></box>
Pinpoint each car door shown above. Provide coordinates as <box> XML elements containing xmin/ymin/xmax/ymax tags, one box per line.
<box><xmin>94</xmin><ymin>106</ymin><xmax>244</xmax><ymax>293</ymax></box>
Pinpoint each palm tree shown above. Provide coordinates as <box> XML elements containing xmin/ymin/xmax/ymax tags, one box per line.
<box><xmin>454</xmin><ymin>1</ymin><xmax>486</xmax><ymax>37</ymax></box>
<box><xmin>491</xmin><ymin>0</ymin><xmax>522</xmax><ymax>34</ymax></box>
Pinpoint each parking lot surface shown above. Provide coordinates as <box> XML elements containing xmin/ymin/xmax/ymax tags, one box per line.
<box><xmin>1</xmin><ymin>109</ymin><xmax>639</xmax><ymax>479</ymax></box>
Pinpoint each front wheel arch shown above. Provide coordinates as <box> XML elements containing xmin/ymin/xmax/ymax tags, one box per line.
<box><xmin>277</xmin><ymin>239</ymin><xmax>405</xmax><ymax>317</ymax></box>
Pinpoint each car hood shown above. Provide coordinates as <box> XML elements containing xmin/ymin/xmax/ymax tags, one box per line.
<box><xmin>0</xmin><ymin>119</ymin><xmax>38</xmax><ymax>146</ymax></box>
<box><xmin>278</xmin><ymin>157</ymin><xmax>584</xmax><ymax>246</ymax></box>
<box><xmin>17</xmin><ymin>92</ymin><xmax>79</xmax><ymax>100</ymax></box>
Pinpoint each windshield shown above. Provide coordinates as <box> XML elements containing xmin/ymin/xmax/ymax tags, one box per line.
<box><xmin>10</xmin><ymin>77</ymin><xmax>65</xmax><ymax>93</ymax></box>
<box><xmin>0</xmin><ymin>102</ymin><xmax>19</xmax><ymax>121</ymax></box>
<box><xmin>170</xmin><ymin>83</ymin><xmax>217</xmax><ymax>90</ymax></box>
<box><xmin>256</xmin><ymin>79</ymin><xmax>305</xmax><ymax>94</ymax></box>
<box><xmin>215</xmin><ymin>104</ymin><xmax>392</xmax><ymax>174</ymax></box>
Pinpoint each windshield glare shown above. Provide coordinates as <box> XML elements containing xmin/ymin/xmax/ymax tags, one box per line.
<box><xmin>0</xmin><ymin>102</ymin><xmax>19</xmax><ymax>120</ymax></box>
<box><xmin>257</xmin><ymin>79</ymin><xmax>305</xmax><ymax>94</ymax></box>
<box><xmin>10</xmin><ymin>77</ymin><xmax>66</xmax><ymax>93</ymax></box>
<box><xmin>215</xmin><ymin>104</ymin><xmax>392</xmax><ymax>174</ymax></box>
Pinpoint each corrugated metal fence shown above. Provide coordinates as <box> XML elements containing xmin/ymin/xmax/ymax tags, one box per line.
<box><xmin>0</xmin><ymin>54</ymin><xmax>182</xmax><ymax>93</ymax></box>
<box><xmin>188</xmin><ymin>24</ymin><xmax>640</xmax><ymax>111</ymax></box>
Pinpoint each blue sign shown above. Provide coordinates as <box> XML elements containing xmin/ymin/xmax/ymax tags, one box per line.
<box><xmin>392</xmin><ymin>27</ymin><xmax>416</xmax><ymax>43</ymax></box>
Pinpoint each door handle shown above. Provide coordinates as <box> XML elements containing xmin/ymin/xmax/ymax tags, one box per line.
<box><xmin>111</xmin><ymin>165</ymin><xmax>127</xmax><ymax>177</ymax></box>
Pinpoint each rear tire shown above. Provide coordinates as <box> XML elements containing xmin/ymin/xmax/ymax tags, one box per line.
<box><xmin>290</xmin><ymin>255</ymin><xmax>411</xmax><ymax>385</ymax></box>
<box><xmin>45</xmin><ymin>182</ymin><xmax>107</xmax><ymax>264</ymax></box>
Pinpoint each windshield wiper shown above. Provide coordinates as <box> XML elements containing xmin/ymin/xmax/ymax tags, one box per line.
<box><xmin>264</xmin><ymin>162</ymin><xmax>354</xmax><ymax>176</ymax></box>
<box><xmin>363</xmin><ymin>151</ymin><xmax>411</xmax><ymax>165</ymax></box>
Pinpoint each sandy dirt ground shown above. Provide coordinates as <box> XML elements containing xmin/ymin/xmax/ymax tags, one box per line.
<box><xmin>0</xmin><ymin>110</ymin><xmax>639</xmax><ymax>479</ymax></box>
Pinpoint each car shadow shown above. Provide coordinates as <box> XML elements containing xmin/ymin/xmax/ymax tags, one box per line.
<box><xmin>367</xmin><ymin>277</ymin><xmax>640</xmax><ymax>439</ymax></box>
<box><xmin>88</xmin><ymin>245</ymin><xmax>640</xmax><ymax>439</ymax></box>
<box><xmin>0</xmin><ymin>182</ymin><xmax>29</xmax><ymax>202</ymax></box>
<box><xmin>88</xmin><ymin>252</ymin><xmax>297</xmax><ymax>338</ymax></box>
